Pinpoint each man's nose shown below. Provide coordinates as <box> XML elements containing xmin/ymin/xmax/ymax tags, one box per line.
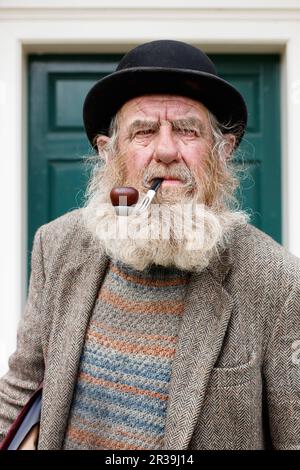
<box><xmin>153</xmin><ymin>124</ymin><xmax>181</xmax><ymax>164</ymax></box>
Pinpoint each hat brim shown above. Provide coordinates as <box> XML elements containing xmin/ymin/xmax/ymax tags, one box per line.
<box><xmin>83</xmin><ymin>67</ymin><xmax>248</xmax><ymax>149</ymax></box>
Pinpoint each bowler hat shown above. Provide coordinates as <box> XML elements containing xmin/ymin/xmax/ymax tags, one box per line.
<box><xmin>83</xmin><ymin>40</ymin><xmax>247</xmax><ymax>149</ymax></box>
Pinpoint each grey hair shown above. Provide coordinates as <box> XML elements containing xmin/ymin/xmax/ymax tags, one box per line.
<box><xmin>204</xmin><ymin>111</ymin><xmax>248</xmax><ymax>212</ymax></box>
<box><xmin>91</xmin><ymin>113</ymin><xmax>121</xmax><ymax>163</ymax></box>
<box><xmin>82</xmin><ymin>113</ymin><xmax>121</xmax><ymax>193</ymax></box>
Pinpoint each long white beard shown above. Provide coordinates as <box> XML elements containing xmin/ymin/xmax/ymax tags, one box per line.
<box><xmin>82</xmin><ymin>186</ymin><xmax>248</xmax><ymax>273</ymax></box>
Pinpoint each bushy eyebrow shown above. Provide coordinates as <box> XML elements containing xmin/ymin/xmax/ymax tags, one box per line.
<box><xmin>127</xmin><ymin>120</ymin><xmax>159</xmax><ymax>138</ymax></box>
<box><xmin>172</xmin><ymin>117</ymin><xmax>206</xmax><ymax>134</ymax></box>
<box><xmin>127</xmin><ymin>117</ymin><xmax>206</xmax><ymax>138</ymax></box>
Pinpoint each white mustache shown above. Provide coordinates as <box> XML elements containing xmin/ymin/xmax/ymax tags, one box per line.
<box><xmin>143</xmin><ymin>173</ymin><xmax>195</xmax><ymax>188</ymax></box>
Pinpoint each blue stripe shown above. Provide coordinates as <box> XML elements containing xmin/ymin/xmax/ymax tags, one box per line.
<box><xmin>82</xmin><ymin>346</ymin><xmax>172</xmax><ymax>382</ymax></box>
<box><xmin>74</xmin><ymin>380</ymin><xmax>167</xmax><ymax>416</ymax></box>
<box><xmin>71</xmin><ymin>397</ymin><xmax>165</xmax><ymax>434</ymax></box>
<box><xmin>80</xmin><ymin>361</ymin><xmax>169</xmax><ymax>394</ymax></box>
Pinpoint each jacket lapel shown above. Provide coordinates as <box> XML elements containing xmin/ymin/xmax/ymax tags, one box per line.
<box><xmin>39</xmin><ymin>238</ymin><xmax>109</xmax><ymax>450</ymax></box>
<box><xmin>163</xmin><ymin>248</ymin><xmax>234</xmax><ymax>450</ymax></box>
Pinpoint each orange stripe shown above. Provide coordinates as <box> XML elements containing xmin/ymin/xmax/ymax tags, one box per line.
<box><xmin>91</xmin><ymin>319</ymin><xmax>177</xmax><ymax>344</ymax></box>
<box><xmin>67</xmin><ymin>425</ymin><xmax>148</xmax><ymax>450</ymax></box>
<box><xmin>72</xmin><ymin>415</ymin><xmax>162</xmax><ymax>447</ymax></box>
<box><xmin>80</xmin><ymin>371</ymin><xmax>168</xmax><ymax>401</ymax></box>
<box><xmin>87</xmin><ymin>329</ymin><xmax>176</xmax><ymax>359</ymax></box>
<box><xmin>115</xmin><ymin>426</ymin><xmax>162</xmax><ymax>447</ymax></box>
<box><xmin>110</xmin><ymin>262</ymin><xmax>189</xmax><ymax>287</ymax></box>
<box><xmin>99</xmin><ymin>287</ymin><xmax>184</xmax><ymax>315</ymax></box>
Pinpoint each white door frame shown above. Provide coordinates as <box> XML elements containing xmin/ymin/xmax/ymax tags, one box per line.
<box><xmin>1</xmin><ymin>0</ymin><xmax>300</xmax><ymax>374</ymax></box>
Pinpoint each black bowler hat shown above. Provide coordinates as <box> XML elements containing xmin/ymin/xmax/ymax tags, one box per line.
<box><xmin>83</xmin><ymin>40</ymin><xmax>248</xmax><ymax>149</ymax></box>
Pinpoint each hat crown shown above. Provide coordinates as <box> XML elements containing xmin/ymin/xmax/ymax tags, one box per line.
<box><xmin>83</xmin><ymin>39</ymin><xmax>247</xmax><ymax>149</ymax></box>
<box><xmin>116</xmin><ymin>40</ymin><xmax>217</xmax><ymax>75</ymax></box>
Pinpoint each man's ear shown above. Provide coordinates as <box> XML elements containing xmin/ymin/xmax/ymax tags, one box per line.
<box><xmin>96</xmin><ymin>135</ymin><xmax>110</xmax><ymax>160</ymax></box>
<box><xmin>223</xmin><ymin>133</ymin><xmax>236</xmax><ymax>160</ymax></box>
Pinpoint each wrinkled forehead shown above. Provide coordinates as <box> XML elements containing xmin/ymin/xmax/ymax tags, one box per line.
<box><xmin>119</xmin><ymin>94</ymin><xmax>209</xmax><ymax>123</ymax></box>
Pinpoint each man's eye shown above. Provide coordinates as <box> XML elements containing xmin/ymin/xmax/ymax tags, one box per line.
<box><xmin>135</xmin><ymin>129</ymin><xmax>155</xmax><ymax>136</ymax></box>
<box><xmin>178</xmin><ymin>128</ymin><xmax>198</xmax><ymax>136</ymax></box>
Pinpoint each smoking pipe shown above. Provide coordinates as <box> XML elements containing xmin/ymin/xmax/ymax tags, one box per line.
<box><xmin>110</xmin><ymin>178</ymin><xmax>163</xmax><ymax>216</ymax></box>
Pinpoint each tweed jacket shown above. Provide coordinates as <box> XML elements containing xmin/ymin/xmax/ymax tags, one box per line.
<box><xmin>1</xmin><ymin>208</ymin><xmax>300</xmax><ymax>450</ymax></box>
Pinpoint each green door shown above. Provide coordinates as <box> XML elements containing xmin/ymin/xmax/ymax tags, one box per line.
<box><xmin>210</xmin><ymin>54</ymin><xmax>281</xmax><ymax>245</ymax></box>
<box><xmin>28</xmin><ymin>53</ymin><xmax>281</xmax><ymax>276</ymax></box>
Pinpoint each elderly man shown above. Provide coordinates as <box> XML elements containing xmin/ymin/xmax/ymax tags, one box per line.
<box><xmin>1</xmin><ymin>40</ymin><xmax>300</xmax><ymax>451</ymax></box>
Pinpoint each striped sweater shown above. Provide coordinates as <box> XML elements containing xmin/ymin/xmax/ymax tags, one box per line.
<box><xmin>62</xmin><ymin>259</ymin><xmax>191</xmax><ymax>450</ymax></box>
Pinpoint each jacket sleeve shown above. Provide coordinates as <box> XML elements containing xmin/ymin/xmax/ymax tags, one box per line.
<box><xmin>263</xmin><ymin>282</ymin><xmax>300</xmax><ymax>449</ymax></box>
<box><xmin>0</xmin><ymin>227</ymin><xmax>45</xmax><ymax>442</ymax></box>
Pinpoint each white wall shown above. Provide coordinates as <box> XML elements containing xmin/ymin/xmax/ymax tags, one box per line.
<box><xmin>0</xmin><ymin>0</ymin><xmax>300</xmax><ymax>376</ymax></box>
